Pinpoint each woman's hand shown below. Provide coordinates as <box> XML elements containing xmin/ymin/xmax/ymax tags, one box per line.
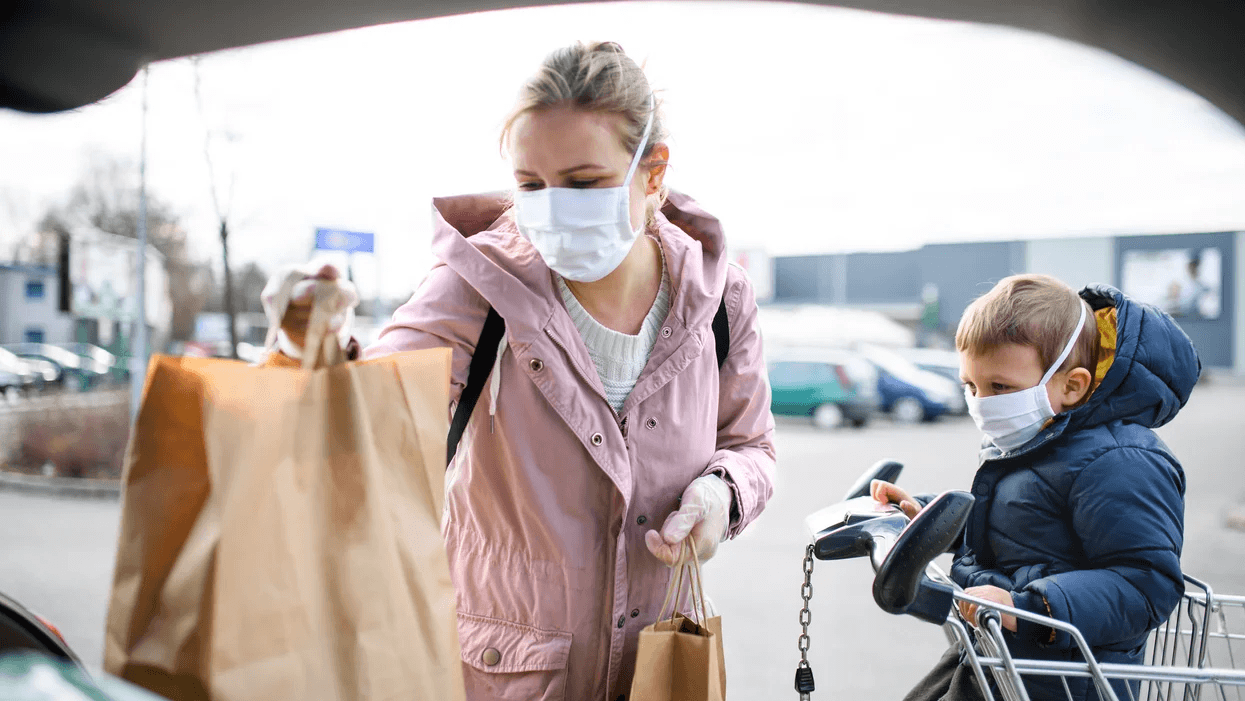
<box><xmin>645</xmin><ymin>475</ymin><xmax>732</xmax><ymax>566</ymax></box>
<box><xmin>959</xmin><ymin>585</ymin><xmax>1018</xmax><ymax>632</ymax></box>
<box><xmin>870</xmin><ymin>479</ymin><xmax>921</xmax><ymax>518</ymax></box>
<box><xmin>260</xmin><ymin>262</ymin><xmax>358</xmax><ymax>356</ymax></box>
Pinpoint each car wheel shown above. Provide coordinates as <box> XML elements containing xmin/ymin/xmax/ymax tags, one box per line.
<box><xmin>66</xmin><ymin>374</ymin><xmax>86</xmax><ymax>392</ymax></box>
<box><xmin>2</xmin><ymin>386</ymin><xmax>18</xmax><ymax>403</ymax></box>
<box><xmin>892</xmin><ymin>397</ymin><xmax>925</xmax><ymax>424</ymax></box>
<box><xmin>812</xmin><ymin>403</ymin><xmax>845</xmax><ymax>430</ymax></box>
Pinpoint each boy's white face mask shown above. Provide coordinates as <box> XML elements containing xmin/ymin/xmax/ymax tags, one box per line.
<box><xmin>965</xmin><ymin>301</ymin><xmax>1087</xmax><ymax>453</ymax></box>
<box><xmin>513</xmin><ymin>97</ymin><xmax>655</xmax><ymax>283</ymax></box>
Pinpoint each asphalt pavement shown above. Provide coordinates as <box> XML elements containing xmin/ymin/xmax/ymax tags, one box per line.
<box><xmin>1</xmin><ymin>381</ymin><xmax>1242</xmax><ymax>699</ymax></box>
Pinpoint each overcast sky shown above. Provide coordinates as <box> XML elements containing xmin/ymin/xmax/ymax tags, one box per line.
<box><xmin>2</xmin><ymin>1</ymin><xmax>1243</xmax><ymax>299</ymax></box>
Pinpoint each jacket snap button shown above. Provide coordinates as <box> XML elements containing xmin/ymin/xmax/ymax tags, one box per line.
<box><xmin>631</xmin><ymin>608</ymin><xmax>640</xmax><ymax>618</ymax></box>
<box><xmin>529</xmin><ymin>358</ymin><xmax>544</xmax><ymax>372</ymax></box>
<box><xmin>974</xmin><ymin>484</ymin><xmax>990</xmax><ymax>497</ymax></box>
<box><xmin>617</xmin><ymin>615</ymin><xmax>626</xmax><ymax>628</ymax></box>
<box><xmin>591</xmin><ymin>433</ymin><xmax>604</xmax><ymax>446</ymax></box>
<box><xmin>646</xmin><ymin>418</ymin><xmax>658</xmax><ymax>430</ymax></box>
<box><xmin>661</xmin><ymin>326</ymin><xmax>672</xmax><ymax>338</ymax></box>
<box><xmin>482</xmin><ymin>648</ymin><xmax>501</xmax><ymax>666</ymax></box>
<box><xmin>637</xmin><ymin>515</ymin><xmax>647</xmax><ymax>525</ymax></box>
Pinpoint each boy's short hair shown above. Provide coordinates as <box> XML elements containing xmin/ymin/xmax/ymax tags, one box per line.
<box><xmin>956</xmin><ymin>274</ymin><xmax>1099</xmax><ymax>377</ymax></box>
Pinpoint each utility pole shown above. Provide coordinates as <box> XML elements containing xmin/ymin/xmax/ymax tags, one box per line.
<box><xmin>220</xmin><ymin>218</ymin><xmax>239</xmax><ymax>359</ymax></box>
<box><xmin>130</xmin><ymin>65</ymin><xmax>149</xmax><ymax>422</ymax></box>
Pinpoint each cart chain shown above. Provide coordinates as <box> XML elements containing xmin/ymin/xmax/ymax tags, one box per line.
<box><xmin>795</xmin><ymin>544</ymin><xmax>816</xmax><ymax>699</ymax></box>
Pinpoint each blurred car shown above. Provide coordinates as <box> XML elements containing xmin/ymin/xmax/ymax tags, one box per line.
<box><xmin>858</xmin><ymin>345</ymin><xmax>962</xmax><ymax>423</ymax></box>
<box><xmin>0</xmin><ymin>365</ymin><xmax>26</xmax><ymax>401</ymax></box>
<box><xmin>0</xmin><ymin>348</ymin><xmax>35</xmax><ymax>396</ymax></box>
<box><xmin>55</xmin><ymin>342</ymin><xmax>124</xmax><ymax>385</ymax></box>
<box><xmin>891</xmin><ymin>347</ymin><xmax>968</xmax><ymax>416</ymax></box>
<box><xmin>171</xmin><ymin>340</ymin><xmax>244</xmax><ymax>360</ymax></box>
<box><xmin>767</xmin><ymin>349</ymin><xmax>880</xmax><ymax>429</ymax></box>
<box><xmin>0</xmin><ymin>348</ymin><xmax>63</xmax><ymax>397</ymax></box>
<box><xmin>23</xmin><ymin>358</ymin><xmax>62</xmax><ymax>388</ymax></box>
<box><xmin>2</xmin><ymin>343</ymin><xmax>101</xmax><ymax>392</ymax></box>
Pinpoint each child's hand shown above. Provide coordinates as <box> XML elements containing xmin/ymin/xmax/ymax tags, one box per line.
<box><xmin>870</xmin><ymin>480</ymin><xmax>921</xmax><ymax>518</ymax></box>
<box><xmin>960</xmin><ymin>586</ymin><xmax>1018</xmax><ymax>632</ymax></box>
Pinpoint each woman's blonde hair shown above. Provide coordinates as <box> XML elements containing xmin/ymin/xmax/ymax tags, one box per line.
<box><xmin>501</xmin><ymin>41</ymin><xmax>670</xmax><ymax>222</ymax></box>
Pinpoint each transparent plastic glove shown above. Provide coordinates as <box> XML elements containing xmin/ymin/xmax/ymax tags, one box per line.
<box><xmin>645</xmin><ymin>474</ymin><xmax>732</xmax><ymax>566</ymax></box>
<box><xmin>260</xmin><ymin>261</ymin><xmax>358</xmax><ymax>359</ymax></box>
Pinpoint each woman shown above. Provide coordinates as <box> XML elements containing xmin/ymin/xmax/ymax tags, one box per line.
<box><xmin>268</xmin><ymin>41</ymin><xmax>775</xmax><ymax>700</ymax></box>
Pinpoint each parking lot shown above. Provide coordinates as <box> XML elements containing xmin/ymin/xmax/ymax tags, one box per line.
<box><xmin>1</xmin><ymin>381</ymin><xmax>1243</xmax><ymax>698</ymax></box>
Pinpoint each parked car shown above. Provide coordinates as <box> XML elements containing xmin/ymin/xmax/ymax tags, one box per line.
<box><xmin>892</xmin><ymin>347</ymin><xmax>959</xmax><ymax>381</ymax></box>
<box><xmin>55</xmin><ymin>342</ymin><xmax>123</xmax><ymax>385</ymax></box>
<box><xmin>0</xmin><ymin>365</ymin><xmax>25</xmax><ymax>402</ymax></box>
<box><xmin>890</xmin><ymin>347</ymin><xmax>969</xmax><ymax>416</ymax></box>
<box><xmin>0</xmin><ymin>348</ymin><xmax>63</xmax><ymax>397</ymax></box>
<box><xmin>857</xmin><ymin>345</ymin><xmax>962</xmax><ymax>423</ymax></box>
<box><xmin>767</xmin><ymin>349</ymin><xmax>880</xmax><ymax>429</ymax></box>
<box><xmin>21</xmin><ymin>357</ymin><xmax>61</xmax><ymax>390</ymax></box>
<box><xmin>0</xmin><ymin>348</ymin><xmax>33</xmax><ymax>395</ymax></box>
<box><xmin>2</xmin><ymin>343</ymin><xmax>102</xmax><ymax>392</ymax></box>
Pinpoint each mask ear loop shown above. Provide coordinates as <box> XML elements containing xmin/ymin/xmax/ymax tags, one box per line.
<box><xmin>622</xmin><ymin>94</ymin><xmax>657</xmax><ymax>188</ymax></box>
<box><xmin>1040</xmin><ymin>300</ymin><xmax>1089</xmax><ymax>386</ymax></box>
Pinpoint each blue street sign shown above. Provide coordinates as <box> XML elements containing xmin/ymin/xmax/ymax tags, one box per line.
<box><xmin>315</xmin><ymin>228</ymin><xmax>375</xmax><ymax>253</ymax></box>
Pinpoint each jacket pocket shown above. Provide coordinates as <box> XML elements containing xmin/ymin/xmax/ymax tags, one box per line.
<box><xmin>458</xmin><ymin>612</ymin><xmax>573</xmax><ymax>701</ymax></box>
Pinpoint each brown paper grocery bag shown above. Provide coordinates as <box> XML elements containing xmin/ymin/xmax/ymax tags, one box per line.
<box><xmin>629</xmin><ymin>541</ymin><xmax>726</xmax><ymax>701</ymax></box>
<box><xmin>104</xmin><ymin>286</ymin><xmax>465</xmax><ymax>701</ymax></box>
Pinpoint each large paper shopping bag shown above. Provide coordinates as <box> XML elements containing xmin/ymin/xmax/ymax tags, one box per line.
<box><xmin>104</xmin><ymin>285</ymin><xmax>464</xmax><ymax>701</ymax></box>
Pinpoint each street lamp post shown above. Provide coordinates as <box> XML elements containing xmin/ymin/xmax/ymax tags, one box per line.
<box><xmin>130</xmin><ymin>65</ymin><xmax>150</xmax><ymax>423</ymax></box>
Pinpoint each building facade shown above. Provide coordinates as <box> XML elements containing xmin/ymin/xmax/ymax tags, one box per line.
<box><xmin>0</xmin><ymin>264</ymin><xmax>74</xmax><ymax>345</ymax></box>
<box><xmin>772</xmin><ymin>231</ymin><xmax>1244</xmax><ymax>372</ymax></box>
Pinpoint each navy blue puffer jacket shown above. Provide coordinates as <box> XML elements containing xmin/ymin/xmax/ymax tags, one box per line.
<box><xmin>950</xmin><ymin>284</ymin><xmax>1200</xmax><ymax>701</ymax></box>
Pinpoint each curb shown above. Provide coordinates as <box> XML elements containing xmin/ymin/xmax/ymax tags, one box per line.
<box><xmin>0</xmin><ymin>470</ymin><xmax>121</xmax><ymax>500</ymax></box>
<box><xmin>0</xmin><ymin>390</ymin><xmax>130</xmax><ymax>415</ymax></box>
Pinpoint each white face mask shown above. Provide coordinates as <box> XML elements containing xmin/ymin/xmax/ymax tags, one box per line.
<box><xmin>513</xmin><ymin>98</ymin><xmax>655</xmax><ymax>283</ymax></box>
<box><xmin>965</xmin><ymin>301</ymin><xmax>1087</xmax><ymax>453</ymax></box>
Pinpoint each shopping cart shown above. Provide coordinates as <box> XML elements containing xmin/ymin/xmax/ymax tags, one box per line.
<box><xmin>1141</xmin><ymin>574</ymin><xmax>1245</xmax><ymax>701</ymax></box>
<box><xmin>795</xmin><ymin>460</ymin><xmax>1245</xmax><ymax>701</ymax></box>
<box><xmin>927</xmin><ymin>566</ymin><xmax>1245</xmax><ymax>701</ymax></box>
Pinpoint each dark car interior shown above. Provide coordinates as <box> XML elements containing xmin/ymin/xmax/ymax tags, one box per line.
<box><xmin>2</xmin><ymin>0</ymin><xmax>1242</xmax><ymax>678</ymax></box>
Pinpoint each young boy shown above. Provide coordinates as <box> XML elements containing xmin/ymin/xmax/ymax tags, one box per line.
<box><xmin>875</xmin><ymin>274</ymin><xmax>1200</xmax><ymax>701</ymax></box>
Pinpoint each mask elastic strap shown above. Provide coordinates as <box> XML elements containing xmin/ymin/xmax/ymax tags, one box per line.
<box><xmin>1040</xmin><ymin>300</ymin><xmax>1088</xmax><ymax>385</ymax></box>
<box><xmin>622</xmin><ymin>94</ymin><xmax>657</xmax><ymax>188</ymax></box>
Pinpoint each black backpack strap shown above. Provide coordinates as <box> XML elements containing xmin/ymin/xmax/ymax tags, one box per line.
<box><xmin>447</xmin><ymin>307</ymin><xmax>505</xmax><ymax>466</ymax></box>
<box><xmin>712</xmin><ymin>295</ymin><xmax>730</xmax><ymax>369</ymax></box>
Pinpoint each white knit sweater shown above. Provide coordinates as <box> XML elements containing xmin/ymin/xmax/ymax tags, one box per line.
<box><xmin>556</xmin><ymin>262</ymin><xmax>672</xmax><ymax>413</ymax></box>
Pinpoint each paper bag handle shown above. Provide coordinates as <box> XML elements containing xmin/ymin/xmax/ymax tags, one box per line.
<box><xmin>656</xmin><ymin>540</ymin><xmax>709</xmax><ymax>625</ymax></box>
<box><xmin>301</xmin><ymin>281</ymin><xmax>350</xmax><ymax>371</ymax></box>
